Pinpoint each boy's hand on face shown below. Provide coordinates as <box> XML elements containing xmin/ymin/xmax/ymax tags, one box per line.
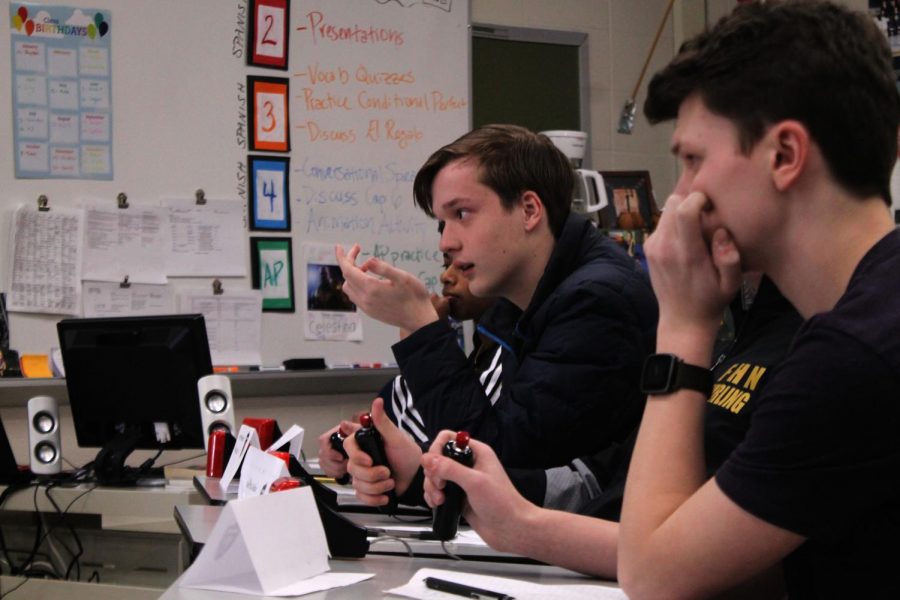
<box><xmin>336</xmin><ymin>244</ymin><xmax>440</xmax><ymax>333</ymax></box>
<box><xmin>644</xmin><ymin>192</ymin><xmax>742</xmax><ymax>349</ymax></box>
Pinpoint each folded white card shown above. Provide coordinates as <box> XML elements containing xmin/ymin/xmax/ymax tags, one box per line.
<box><xmin>180</xmin><ymin>487</ymin><xmax>372</xmax><ymax>595</ymax></box>
<box><xmin>267</xmin><ymin>423</ymin><xmax>305</xmax><ymax>459</ymax></box>
<box><xmin>219</xmin><ymin>424</ymin><xmax>260</xmax><ymax>492</ymax></box>
<box><xmin>238</xmin><ymin>445</ymin><xmax>290</xmax><ymax>499</ymax></box>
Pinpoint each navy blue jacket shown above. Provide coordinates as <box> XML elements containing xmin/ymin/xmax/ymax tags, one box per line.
<box><xmin>392</xmin><ymin>214</ymin><xmax>658</xmax><ymax>469</ymax></box>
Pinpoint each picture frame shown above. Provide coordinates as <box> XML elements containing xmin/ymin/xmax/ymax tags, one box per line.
<box><xmin>248</xmin><ymin>0</ymin><xmax>290</xmax><ymax>70</ymax></box>
<box><xmin>597</xmin><ymin>170</ymin><xmax>659</xmax><ymax>233</ymax></box>
<box><xmin>250</xmin><ymin>237</ymin><xmax>295</xmax><ymax>312</ymax></box>
<box><xmin>248</xmin><ymin>155</ymin><xmax>290</xmax><ymax>231</ymax></box>
<box><xmin>306</xmin><ymin>263</ymin><xmax>356</xmax><ymax>313</ymax></box>
<box><xmin>247</xmin><ymin>76</ymin><xmax>290</xmax><ymax>153</ymax></box>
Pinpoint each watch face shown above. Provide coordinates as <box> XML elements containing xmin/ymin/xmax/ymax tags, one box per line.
<box><xmin>641</xmin><ymin>354</ymin><xmax>677</xmax><ymax>394</ymax></box>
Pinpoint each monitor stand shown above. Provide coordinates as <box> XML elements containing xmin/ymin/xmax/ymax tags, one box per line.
<box><xmin>92</xmin><ymin>428</ymin><xmax>149</xmax><ymax>486</ymax></box>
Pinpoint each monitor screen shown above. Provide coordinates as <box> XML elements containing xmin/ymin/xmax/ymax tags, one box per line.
<box><xmin>57</xmin><ymin>314</ymin><xmax>213</xmax><ymax>461</ymax></box>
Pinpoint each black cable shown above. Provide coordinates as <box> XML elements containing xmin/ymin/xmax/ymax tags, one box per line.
<box><xmin>440</xmin><ymin>539</ymin><xmax>463</xmax><ymax>560</ymax></box>
<box><xmin>138</xmin><ymin>448</ymin><xmax>164</xmax><ymax>473</ymax></box>
<box><xmin>0</xmin><ymin>485</ymin><xmax>41</xmax><ymax>598</ymax></box>
<box><xmin>17</xmin><ymin>485</ymin><xmax>46</xmax><ymax>577</ymax></box>
<box><xmin>41</xmin><ymin>482</ymin><xmax>85</xmax><ymax>581</ymax></box>
<box><xmin>389</xmin><ymin>513</ymin><xmax>432</xmax><ymax>524</ymax></box>
<box><xmin>87</xmin><ymin>569</ymin><xmax>100</xmax><ymax>583</ymax></box>
<box><xmin>9</xmin><ymin>482</ymin><xmax>95</xmax><ymax>583</ymax></box>
<box><xmin>0</xmin><ymin>481</ymin><xmax>96</xmax><ymax>593</ymax></box>
<box><xmin>0</xmin><ymin>484</ymin><xmax>38</xmax><ymax>576</ymax></box>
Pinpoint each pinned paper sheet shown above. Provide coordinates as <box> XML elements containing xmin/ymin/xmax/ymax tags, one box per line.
<box><xmin>388</xmin><ymin>568</ymin><xmax>629</xmax><ymax>600</ymax></box>
<box><xmin>179</xmin><ymin>487</ymin><xmax>372</xmax><ymax>596</ymax></box>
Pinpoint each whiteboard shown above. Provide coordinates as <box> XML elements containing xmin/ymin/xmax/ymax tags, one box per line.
<box><xmin>0</xmin><ymin>0</ymin><xmax>470</xmax><ymax>365</ymax></box>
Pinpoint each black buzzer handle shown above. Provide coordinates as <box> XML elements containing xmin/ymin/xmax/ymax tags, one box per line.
<box><xmin>355</xmin><ymin>423</ymin><xmax>398</xmax><ymax>513</ymax></box>
<box><xmin>431</xmin><ymin>434</ymin><xmax>474</xmax><ymax>541</ymax></box>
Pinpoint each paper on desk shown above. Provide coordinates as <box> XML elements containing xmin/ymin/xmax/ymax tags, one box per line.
<box><xmin>369</xmin><ymin>525</ymin><xmax>489</xmax><ymax>547</ymax></box>
<box><xmin>180</xmin><ymin>487</ymin><xmax>373</xmax><ymax>596</ymax></box>
<box><xmin>387</xmin><ymin>568</ymin><xmax>629</xmax><ymax>600</ymax></box>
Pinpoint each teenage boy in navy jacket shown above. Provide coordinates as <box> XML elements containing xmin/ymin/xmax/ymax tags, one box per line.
<box><xmin>336</xmin><ymin>124</ymin><xmax>657</xmax><ymax>503</ymax></box>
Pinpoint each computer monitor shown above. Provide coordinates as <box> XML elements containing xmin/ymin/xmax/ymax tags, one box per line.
<box><xmin>57</xmin><ymin>314</ymin><xmax>213</xmax><ymax>484</ymax></box>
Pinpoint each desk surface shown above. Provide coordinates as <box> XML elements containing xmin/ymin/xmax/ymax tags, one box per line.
<box><xmin>1</xmin><ymin>482</ymin><xmax>203</xmax><ymax>534</ymax></box>
<box><xmin>0</xmin><ymin>575</ymin><xmax>162</xmax><ymax>599</ymax></box>
<box><xmin>159</xmin><ymin>553</ymin><xmax>614</xmax><ymax>599</ymax></box>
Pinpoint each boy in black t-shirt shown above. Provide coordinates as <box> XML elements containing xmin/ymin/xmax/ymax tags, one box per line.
<box><xmin>427</xmin><ymin>2</ymin><xmax>900</xmax><ymax>597</ymax></box>
<box><xmin>612</xmin><ymin>2</ymin><xmax>900</xmax><ymax>598</ymax></box>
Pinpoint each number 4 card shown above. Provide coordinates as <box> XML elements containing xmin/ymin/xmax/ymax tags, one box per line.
<box><xmin>249</xmin><ymin>155</ymin><xmax>290</xmax><ymax>231</ymax></box>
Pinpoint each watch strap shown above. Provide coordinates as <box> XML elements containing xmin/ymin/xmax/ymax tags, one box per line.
<box><xmin>641</xmin><ymin>353</ymin><xmax>713</xmax><ymax>396</ymax></box>
<box><xmin>673</xmin><ymin>360</ymin><xmax>713</xmax><ymax>396</ymax></box>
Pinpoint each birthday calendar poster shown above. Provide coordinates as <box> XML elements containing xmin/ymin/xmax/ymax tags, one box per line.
<box><xmin>9</xmin><ymin>3</ymin><xmax>113</xmax><ymax>179</ymax></box>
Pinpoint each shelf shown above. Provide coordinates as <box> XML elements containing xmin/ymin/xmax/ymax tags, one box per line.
<box><xmin>0</xmin><ymin>367</ymin><xmax>400</xmax><ymax>407</ymax></box>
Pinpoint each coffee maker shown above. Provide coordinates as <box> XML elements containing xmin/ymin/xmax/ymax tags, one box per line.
<box><xmin>541</xmin><ymin>130</ymin><xmax>609</xmax><ymax>222</ymax></box>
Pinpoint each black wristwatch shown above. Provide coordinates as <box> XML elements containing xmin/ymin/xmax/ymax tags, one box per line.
<box><xmin>640</xmin><ymin>353</ymin><xmax>713</xmax><ymax>396</ymax></box>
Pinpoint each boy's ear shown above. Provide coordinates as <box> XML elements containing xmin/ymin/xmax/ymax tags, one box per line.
<box><xmin>520</xmin><ymin>191</ymin><xmax>544</xmax><ymax>232</ymax></box>
<box><xmin>770</xmin><ymin>120</ymin><xmax>809</xmax><ymax>191</ymax></box>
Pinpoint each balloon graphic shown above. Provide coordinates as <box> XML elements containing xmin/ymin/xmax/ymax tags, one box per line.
<box><xmin>25</xmin><ymin>19</ymin><xmax>34</xmax><ymax>36</ymax></box>
<box><xmin>12</xmin><ymin>15</ymin><xmax>22</xmax><ymax>30</ymax></box>
<box><xmin>87</xmin><ymin>23</ymin><xmax>96</xmax><ymax>40</ymax></box>
<box><xmin>94</xmin><ymin>13</ymin><xmax>102</xmax><ymax>27</ymax></box>
<box><xmin>99</xmin><ymin>21</ymin><xmax>108</xmax><ymax>37</ymax></box>
<box><xmin>17</xmin><ymin>6</ymin><xmax>28</xmax><ymax>21</ymax></box>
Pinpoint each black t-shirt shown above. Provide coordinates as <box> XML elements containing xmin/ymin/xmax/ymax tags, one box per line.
<box><xmin>716</xmin><ymin>229</ymin><xmax>900</xmax><ymax>599</ymax></box>
<box><xmin>560</xmin><ymin>276</ymin><xmax>803</xmax><ymax>521</ymax></box>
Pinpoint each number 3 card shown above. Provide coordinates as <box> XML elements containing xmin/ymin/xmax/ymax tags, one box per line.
<box><xmin>248</xmin><ymin>76</ymin><xmax>290</xmax><ymax>152</ymax></box>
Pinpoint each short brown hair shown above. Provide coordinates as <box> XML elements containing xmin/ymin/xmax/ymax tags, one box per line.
<box><xmin>644</xmin><ymin>0</ymin><xmax>900</xmax><ymax>204</ymax></box>
<box><xmin>413</xmin><ymin>124</ymin><xmax>575</xmax><ymax>237</ymax></box>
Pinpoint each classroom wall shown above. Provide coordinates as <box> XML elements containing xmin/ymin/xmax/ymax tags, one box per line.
<box><xmin>472</xmin><ymin>0</ymin><xmax>680</xmax><ymax>208</ymax></box>
<box><xmin>0</xmin><ymin>0</ymin><xmax>470</xmax><ymax>364</ymax></box>
<box><xmin>473</xmin><ymin>0</ymin><xmax>867</xmax><ymax>210</ymax></box>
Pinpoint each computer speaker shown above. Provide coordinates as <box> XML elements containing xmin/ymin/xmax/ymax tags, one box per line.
<box><xmin>28</xmin><ymin>395</ymin><xmax>61</xmax><ymax>475</ymax></box>
<box><xmin>197</xmin><ymin>374</ymin><xmax>236</xmax><ymax>449</ymax></box>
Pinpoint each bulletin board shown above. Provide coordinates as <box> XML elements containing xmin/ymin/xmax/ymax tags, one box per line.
<box><xmin>0</xmin><ymin>0</ymin><xmax>471</xmax><ymax>365</ymax></box>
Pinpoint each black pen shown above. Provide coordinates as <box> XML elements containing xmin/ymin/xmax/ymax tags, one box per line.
<box><xmin>424</xmin><ymin>576</ymin><xmax>515</xmax><ymax>600</ymax></box>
